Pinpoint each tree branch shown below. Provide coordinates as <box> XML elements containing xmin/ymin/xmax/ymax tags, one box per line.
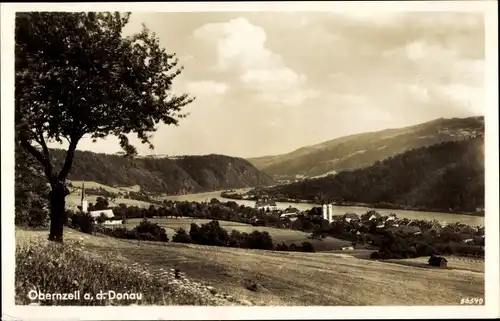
<box><xmin>37</xmin><ymin>131</ymin><xmax>52</xmax><ymax>168</ymax></box>
<box><xmin>58</xmin><ymin>136</ymin><xmax>80</xmax><ymax>181</ymax></box>
<box><xmin>19</xmin><ymin>138</ymin><xmax>54</xmax><ymax>182</ymax></box>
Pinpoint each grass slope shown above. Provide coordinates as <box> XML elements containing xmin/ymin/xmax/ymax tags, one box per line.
<box><xmin>16</xmin><ymin>228</ymin><xmax>484</xmax><ymax>306</ymax></box>
<box><xmin>124</xmin><ymin>218</ymin><xmax>353</xmax><ymax>251</ymax></box>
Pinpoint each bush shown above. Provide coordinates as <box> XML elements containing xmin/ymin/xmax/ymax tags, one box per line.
<box><xmin>96</xmin><ymin>213</ymin><xmax>107</xmax><ymax>224</ymax></box>
<box><xmin>189</xmin><ymin>221</ymin><xmax>229</xmax><ymax>246</ymax></box>
<box><xmin>135</xmin><ymin>219</ymin><xmax>168</xmax><ymax>242</ymax></box>
<box><xmin>274</xmin><ymin>243</ymin><xmax>290</xmax><ymax>251</ymax></box>
<box><xmin>70</xmin><ymin>212</ymin><xmax>95</xmax><ymax>234</ymax></box>
<box><xmin>301</xmin><ymin>241</ymin><xmax>315</xmax><ymax>252</ymax></box>
<box><xmin>370</xmin><ymin>251</ymin><xmax>383</xmax><ymax>259</ymax></box>
<box><xmin>15</xmin><ymin>241</ymin><xmax>222</xmax><ymax>305</ymax></box>
<box><xmin>246</xmin><ymin>231</ymin><xmax>274</xmax><ymax>250</ymax></box>
<box><xmin>172</xmin><ymin>228</ymin><xmax>192</xmax><ymax>243</ymax></box>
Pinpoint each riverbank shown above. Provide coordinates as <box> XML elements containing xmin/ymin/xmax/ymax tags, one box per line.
<box><xmin>220</xmin><ymin>193</ymin><xmax>484</xmax><ymax>218</ymax></box>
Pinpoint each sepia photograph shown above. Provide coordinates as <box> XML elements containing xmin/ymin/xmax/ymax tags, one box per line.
<box><xmin>1</xmin><ymin>1</ymin><xmax>499</xmax><ymax>320</ymax></box>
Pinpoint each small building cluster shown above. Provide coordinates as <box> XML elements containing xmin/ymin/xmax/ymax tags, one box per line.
<box><xmin>79</xmin><ymin>181</ymin><xmax>115</xmax><ymax>224</ymax></box>
<box><xmin>254</xmin><ymin>198</ymin><xmax>277</xmax><ymax>211</ymax></box>
<box><xmin>322</xmin><ymin>204</ymin><xmax>334</xmax><ymax>222</ymax></box>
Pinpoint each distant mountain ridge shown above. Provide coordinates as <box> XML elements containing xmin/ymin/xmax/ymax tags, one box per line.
<box><xmin>49</xmin><ymin>149</ymin><xmax>277</xmax><ymax>194</ymax></box>
<box><xmin>264</xmin><ymin>136</ymin><xmax>484</xmax><ymax>213</ymax></box>
<box><xmin>248</xmin><ymin>116</ymin><xmax>484</xmax><ymax>180</ymax></box>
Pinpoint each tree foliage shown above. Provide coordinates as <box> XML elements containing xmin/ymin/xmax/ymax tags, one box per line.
<box><xmin>15</xmin><ymin>138</ymin><xmax>50</xmax><ymax>227</ymax></box>
<box><xmin>266</xmin><ymin>137</ymin><xmax>484</xmax><ymax>213</ymax></box>
<box><xmin>48</xmin><ymin>149</ymin><xmax>276</xmax><ymax>194</ymax></box>
<box><xmin>15</xmin><ymin>12</ymin><xmax>194</xmax><ymax>241</ymax></box>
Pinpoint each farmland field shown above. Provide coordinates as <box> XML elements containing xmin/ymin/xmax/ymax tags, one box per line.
<box><xmin>123</xmin><ymin>218</ymin><xmax>354</xmax><ymax>251</ymax></box>
<box><xmin>66</xmin><ymin>180</ymin><xmax>154</xmax><ymax>209</ymax></box>
<box><xmin>16</xmin><ymin>228</ymin><xmax>485</xmax><ymax>306</ymax></box>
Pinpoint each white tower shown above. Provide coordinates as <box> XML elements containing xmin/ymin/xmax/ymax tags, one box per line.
<box><xmin>81</xmin><ymin>181</ymin><xmax>88</xmax><ymax>213</ymax></box>
<box><xmin>322</xmin><ymin>204</ymin><xmax>328</xmax><ymax>221</ymax></box>
<box><xmin>327</xmin><ymin>204</ymin><xmax>334</xmax><ymax>222</ymax></box>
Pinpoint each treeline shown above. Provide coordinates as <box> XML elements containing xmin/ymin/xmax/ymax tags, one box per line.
<box><xmin>171</xmin><ymin>221</ymin><xmax>315</xmax><ymax>252</ymax></box>
<box><xmin>68</xmin><ymin>211</ymin><xmax>316</xmax><ymax>253</ymax></box>
<box><xmin>48</xmin><ymin>149</ymin><xmax>276</xmax><ymax>194</ymax></box>
<box><xmin>369</xmin><ymin>228</ymin><xmax>484</xmax><ymax>259</ymax></box>
<box><xmin>265</xmin><ymin>137</ymin><xmax>484</xmax><ymax>213</ymax></box>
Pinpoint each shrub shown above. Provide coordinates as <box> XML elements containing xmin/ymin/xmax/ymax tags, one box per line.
<box><xmin>96</xmin><ymin>213</ymin><xmax>107</xmax><ymax>224</ymax></box>
<box><xmin>70</xmin><ymin>212</ymin><xmax>95</xmax><ymax>234</ymax></box>
<box><xmin>135</xmin><ymin>219</ymin><xmax>168</xmax><ymax>242</ymax></box>
<box><xmin>172</xmin><ymin>228</ymin><xmax>192</xmax><ymax>243</ymax></box>
<box><xmin>274</xmin><ymin>242</ymin><xmax>290</xmax><ymax>251</ymax></box>
<box><xmin>301</xmin><ymin>242</ymin><xmax>315</xmax><ymax>252</ymax></box>
<box><xmin>246</xmin><ymin>231</ymin><xmax>274</xmax><ymax>250</ymax></box>
<box><xmin>190</xmin><ymin>220</ymin><xmax>230</xmax><ymax>246</ymax></box>
<box><xmin>370</xmin><ymin>251</ymin><xmax>383</xmax><ymax>259</ymax></box>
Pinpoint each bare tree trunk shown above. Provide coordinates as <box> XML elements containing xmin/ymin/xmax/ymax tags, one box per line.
<box><xmin>48</xmin><ymin>181</ymin><xmax>69</xmax><ymax>242</ymax></box>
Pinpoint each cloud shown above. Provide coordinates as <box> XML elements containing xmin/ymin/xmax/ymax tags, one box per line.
<box><xmin>193</xmin><ymin>17</ymin><xmax>318</xmax><ymax>106</ymax></box>
<box><xmin>437</xmin><ymin>84</ymin><xmax>484</xmax><ymax>114</ymax></box>
<box><xmin>185</xmin><ymin>80</ymin><xmax>229</xmax><ymax>96</ymax></box>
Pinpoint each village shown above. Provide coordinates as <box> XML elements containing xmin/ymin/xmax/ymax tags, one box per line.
<box><xmin>68</xmin><ymin>180</ymin><xmax>485</xmax><ymax>269</ymax></box>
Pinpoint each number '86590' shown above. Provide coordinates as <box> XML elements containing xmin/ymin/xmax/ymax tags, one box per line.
<box><xmin>460</xmin><ymin>297</ymin><xmax>484</xmax><ymax>305</ymax></box>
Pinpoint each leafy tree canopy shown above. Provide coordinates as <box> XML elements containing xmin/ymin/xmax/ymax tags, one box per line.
<box><xmin>15</xmin><ymin>12</ymin><xmax>194</xmax><ymax>185</ymax></box>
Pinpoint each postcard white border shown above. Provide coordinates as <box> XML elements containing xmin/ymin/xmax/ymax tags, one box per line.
<box><xmin>2</xmin><ymin>1</ymin><xmax>499</xmax><ymax>320</ymax></box>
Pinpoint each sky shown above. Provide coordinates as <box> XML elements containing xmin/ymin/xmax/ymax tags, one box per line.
<box><xmin>49</xmin><ymin>11</ymin><xmax>485</xmax><ymax>158</ymax></box>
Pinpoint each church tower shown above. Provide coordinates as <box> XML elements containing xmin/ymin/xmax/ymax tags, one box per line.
<box><xmin>81</xmin><ymin>181</ymin><xmax>88</xmax><ymax>213</ymax></box>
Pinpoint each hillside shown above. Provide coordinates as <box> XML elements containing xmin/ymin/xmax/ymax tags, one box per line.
<box><xmin>17</xmin><ymin>228</ymin><xmax>484</xmax><ymax>306</ymax></box>
<box><xmin>264</xmin><ymin>137</ymin><xmax>484</xmax><ymax>213</ymax></box>
<box><xmin>248</xmin><ymin>116</ymin><xmax>484</xmax><ymax>180</ymax></box>
<box><xmin>49</xmin><ymin>149</ymin><xmax>276</xmax><ymax>194</ymax></box>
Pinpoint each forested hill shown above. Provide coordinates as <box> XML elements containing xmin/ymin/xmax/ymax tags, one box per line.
<box><xmin>49</xmin><ymin>149</ymin><xmax>277</xmax><ymax>194</ymax></box>
<box><xmin>248</xmin><ymin>116</ymin><xmax>484</xmax><ymax>180</ymax></box>
<box><xmin>264</xmin><ymin>137</ymin><xmax>484</xmax><ymax>213</ymax></box>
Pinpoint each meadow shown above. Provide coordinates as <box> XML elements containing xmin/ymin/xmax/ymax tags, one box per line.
<box><xmin>15</xmin><ymin>227</ymin><xmax>485</xmax><ymax>306</ymax></box>
<box><xmin>123</xmin><ymin>217</ymin><xmax>354</xmax><ymax>252</ymax></box>
<box><xmin>66</xmin><ymin>180</ymin><xmax>154</xmax><ymax>209</ymax></box>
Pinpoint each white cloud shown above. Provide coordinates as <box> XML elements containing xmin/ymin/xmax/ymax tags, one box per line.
<box><xmin>193</xmin><ymin>17</ymin><xmax>318</xmax><ymax>106</ymax></box>
<box><xmin>438</xmin><ymin>84</ymin><xmax>484</xmax><ymax>114</ymax></box>
<box><xmin>185</xmin><ymin>80</ymin><xmax>229</xmax><ymax>96</ymax></box>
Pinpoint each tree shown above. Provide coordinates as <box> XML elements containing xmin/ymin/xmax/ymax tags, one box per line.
<box><xmin>94</xmin><ymin>196</ymin><xmax>109</xmax><ymax>211</ymax></box>
<box><xmin>15</xmin><ymin>138</ymin><xmax>50</xmax><ymax>227</ymax></box>
<box><xmin>15</xmin><ymin>12</ymin><xmax>194</xmax><ymax>242</ymax></box>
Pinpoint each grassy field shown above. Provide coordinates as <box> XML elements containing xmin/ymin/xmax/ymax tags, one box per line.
<box><xmin>124</xmin><ymin>218</ymin><xmax>354</xmax><ymax>251</ymax></box>
<box><xmin>66</xmin><ymin>180</ymin><xmax>154</xmax><ymax>209</ymax></box>
<box><xmin>70</xmin><ymin>180</ymin><xmax>141</xmax><ymax>194</ymax></box>
<box><xmin>15</xmin><ymin>228</ymin><xmax>484</xmax><ymax>306</ymax></box>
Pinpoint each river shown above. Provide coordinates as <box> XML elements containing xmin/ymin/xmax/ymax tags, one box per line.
<box><xmin>162</xmin><ymin>189</ymin><xmax>484</xmax><ymax>227</ymax></box>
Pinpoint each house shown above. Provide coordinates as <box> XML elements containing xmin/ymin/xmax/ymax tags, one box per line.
<box><xmin>386</xmin><ymin>214</ymin><xmax>397</xmax><ymax>221</ymax></box>
<box><xmin>280</xmin><ymin>207</ymin><xmax>300</xmax><ymax>218</ymax></box>
<box><xmin>462</xmin><ymin>238</ymin><xmax>474</xmax><ymax>244</ymax></box>
<box><xmin>255</xmin><ymin>199</ymin><xmax>277</xmax><ymax>211</ymax></box>
<box><xmin>367</xmin><ymin>212</ymin><xmax>382</xmax><ymax>221</ymax></box>
<box><xmin>341</xmin><ymin>247</ymin><xmax>354</xmax><ymax>251</ymax></box>
<box><xmin>343</xmin><ymin>213</ymin><xmax>360</xmax><ymax>223</ymax></box>
<box><xmin>428</xmin><ymin>255</ymin><xmax>448</xmax><ymax>268</ymax></box>
<box><xmin>376</xmin><ymin>223</ymin><xmax>385</xmax><ymax>229</ymax></box>
<box><xmin>80</xmin><ymin>181</ymin><xmax>114</xmax><ymax>219</ymax></box>
<box><xmin>89</xmin><ymin>209</ymin><xmax>115</xmax><ymax>219</ymax></box>
<box><xmin>103</xmin><ymin>220</ymin><xmax>122</xmax><ymax>226</ymax></box>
